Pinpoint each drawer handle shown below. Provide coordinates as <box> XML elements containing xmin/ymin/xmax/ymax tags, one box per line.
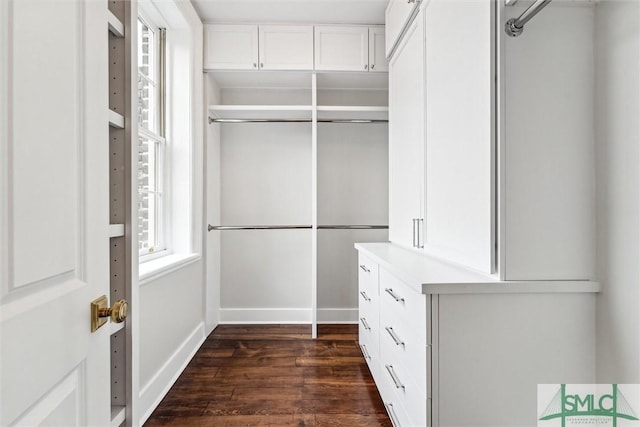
<box><xmin>360</xmin><ymin>317</ymin><xmax>371</xmax><ymax>331</ymax></box>
<box><xmin>385</xmin><ymin>326</ymin><xmax>405</xmax><ymax>348</ymax></box>
<box><xmin>385</xmin><ymin>288</ymin><xmax>405</xmax><ymax>303</ymax></box>
<box><xmin>360</xmin><ymin>344</ymin><xmax>371</xmax><ymax>360</ymax></box>
<box><xmin>359</xmin><ymin>291</ymin><xmax>371</xmax><ymax>302</ymax></box>
<box><xmin>385</xmin><ymin>364</ymin><xmax>405</xmax><ymax>391</ymax></box>
<box><xmin>359</xmin><ymin>264</ymin><xmax>371</xmax><ymax>273</ymax></box>
<box><xmin>385</xmin><ymin>402</ymin><xmax>401</xmax><ymax>427</ymax></box>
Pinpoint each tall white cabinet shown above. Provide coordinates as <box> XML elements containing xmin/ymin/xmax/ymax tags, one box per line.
<box><xmin>361</xmin><ymin>0</ymin><xmax>600</xmax><ymax>425</ymax></box>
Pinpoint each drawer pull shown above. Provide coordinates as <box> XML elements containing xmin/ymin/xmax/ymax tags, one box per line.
<box><xmin>360</xmin><ymin>344</ymin><xmax>371</xmax><ymax>360</ymax></box>
<box><xmin>385</xmin><ymin>364</ymin><xmax>405</xmax><ymax>391</ymax></box>
<box><xmin>360</xmin><ymin>317</ymin><xmax>371</xmax><ymax>331</ymax></box>
<box><xmin>359</xmin><ymin>264</ymin><xmax>371</xmax><ymax>273</ymax></box>
<box><xmin>384</xmin><ymin>288</ymin><xmax>405</xmax><ymax>303</ymax></box>
<box><xmin>385</xmin><ymin>402</ymin><xmax>401</xmax><ymax>427</ymax></box>
<box><xmin>359</xmin><ymin>291</ymin><xmax>371</xmax><ymax>302</ymax></box>
<box><xmin>385</xmin><ymin>326</ymin><xmax>405</xmax><ymax>348</ymax></box>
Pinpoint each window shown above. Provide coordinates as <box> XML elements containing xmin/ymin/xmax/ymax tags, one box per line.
<box><xmin>137</xmin><ymin>16</ymin><xmax>166</xmax><ymax>258</ymax></box>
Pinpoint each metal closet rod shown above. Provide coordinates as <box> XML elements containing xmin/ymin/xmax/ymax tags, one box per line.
<box><xmin>208</xmin><ymin>118</ymin><xmax>388</xmax><ymax>124</ymax></box>
<box><xmin>505</xmin><ymin>0</ymin><xmax>552</xmax><ymax>37</ymax></box>
<box><xmin>207</xmin><ymin>225</ymin><xmax>388</xmax><ymax>231</ymax></box>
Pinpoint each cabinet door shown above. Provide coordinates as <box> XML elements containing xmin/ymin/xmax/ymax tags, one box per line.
<box><xmin>314</xmin><ymin>26</ymin><xmax>369</xmax><ymax>71</ymax></box>
<box><xmin>369</xmin><ymin>27</ymin><xmax>388</xmax><ymax>72</ymax></box>
<box><xmin>204</xmin><ymin>24</ymin><xmax>258</xmax><ymax>70</ymax></box>
<box><xmin>423</xmin><ymin>0</ymin><xmax>494</xmax><ymax>273</ymax></box>
<box><xmin>385</xmin><ymin>0</ymin><xmax>421</xmax><ymax>58</ymax></box>
<box><xmin>258</xmin><ymin>25</ymin><xmax>313</xmax><ymax>70</ymax></box>
<box><xmin>388</xmin><ymin>11</ymin><xmax>425</xmax><ymax>249</ymax></box>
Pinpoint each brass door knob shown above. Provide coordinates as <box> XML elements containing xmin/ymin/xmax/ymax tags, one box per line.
<box><xmin>99</xmin><ymin>299</ymin><xmax>128</xmax><ymax>323</ymax></box>
<box><xmin>91</xmin><ymin>295</ymin><xmax>128</xmax><ymax>332</ymax></box>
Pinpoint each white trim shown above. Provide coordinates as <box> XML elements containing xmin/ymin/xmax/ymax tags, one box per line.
<box><xmin>219</xmin><ymin>308</ymin><xmax>313</xmax><ymax>324</ymax></box>
<box><xmin>138</xmin><ymin>322</ymin><xmax>205</xmax><ymax>426</ymax></box>
<box><xmin>138</xmin><ymin>253</ymin><xmax>200</xmax><ymax>285</ymax></box>
<box><xmin>317</xmin><ymin>308</ymin><xmax>358</xmax><ymax>324</ymax></box>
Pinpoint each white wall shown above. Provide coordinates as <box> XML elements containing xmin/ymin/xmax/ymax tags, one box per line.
<box><xmin>136</xmin><ymin>0</ymin><xmax>206</xmax><ymax>423</ymax></box>
<box><xmin>594</xmin><ymin>0</ymin><xmax>640</xmax><ymax>383</ymax></box>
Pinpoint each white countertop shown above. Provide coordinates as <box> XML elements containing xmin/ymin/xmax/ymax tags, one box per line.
<box><xmin>355</xmin><ymin>242</ymin><xmax>600</xmax><ymax>295</ymax></box>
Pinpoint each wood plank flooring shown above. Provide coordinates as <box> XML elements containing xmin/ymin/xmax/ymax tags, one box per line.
<box><xmin>144</xmin><ymin>324</ymin><xmax>392</xmax><ymax>426</ymax></box>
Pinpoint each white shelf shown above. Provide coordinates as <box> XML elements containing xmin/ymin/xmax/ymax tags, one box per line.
<box><xmin>107</xmin><ymin>11</ymin><xmax>124</xmax><ymax>38</ymax></box>
<box><xmin>108</xmin><ymin>110</ymin><xmax>125</xmax><ymax>129</ymax></box>
<box><xmin>208</xmin><ymin>105</ymin><xmax>313</xmax><ymax>120</ymax></box>
<box><xmin>317</xmin><ymin>106</ymin><xmax>388</xmax><ymax>121</ymax></box>
<box><xmin>109</xmin><ymin>224</ymin><xmax>125</xmax><ymax>238</ymax></box>
<box><xmin>207</xmin><ymin>70</ymin><xmax>313</xmax><ymax>89</ymax></box>
<box><xmin>110</xmin><ymin>405</ymin><xmax>126</xmax><ymax>427</ymax></box>
<box><xmin>110</xmin><ymin>321</ymin><xmax>125</xmax><ymax>335</ymax></box>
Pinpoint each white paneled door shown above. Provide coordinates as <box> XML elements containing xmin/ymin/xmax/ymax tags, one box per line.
<box><xmin>1</xmin><ymin>1</ymin><xmax>111</xmax><ymax>426</ymax></box>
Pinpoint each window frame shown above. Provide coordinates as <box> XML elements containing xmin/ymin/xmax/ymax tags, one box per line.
<box><xmin>137</xmin><ymin>11</ymin><xmax>169</xmax><ymax>261</ymax></box>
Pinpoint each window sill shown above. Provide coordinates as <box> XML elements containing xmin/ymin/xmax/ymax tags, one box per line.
<box><xmin>139</xmin><ymin>253</ymin><xmax>201</xmax><ymax>286</ymax></box>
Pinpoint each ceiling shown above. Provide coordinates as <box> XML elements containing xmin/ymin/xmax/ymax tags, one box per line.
<box><xmin>190</xmin><ymin>0</ymin><xmax>388</xmax><ymax>25</ymax></box>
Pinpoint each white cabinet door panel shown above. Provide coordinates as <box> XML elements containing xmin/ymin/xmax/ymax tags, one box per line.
<box><xmin>204</xmin><ymin>24</ymin><xmax>258</xmax><ymax>70</ymax></box>
<box><xmin>259</xmin><ymin>25</ymin><xmax>313</xmax><ymax>70</ymax></box>
<box><xmin>388</xmin><ymin>11</ymin><xmax>425</xmax><ymax>249</ymax></box>
<box><xmin>369</xmin><ymin>26</ymin><xmax>388</xmax><ymax>72</ymax></box>
<box><xmin>314</xmin><ymin>26</ymin><xmax>369</xmax><ymax>71</ymax></box>
<box><xmin>423</xmin><ymin>0</ymin><xmax>494</xmax><ymax>273</ymax></box>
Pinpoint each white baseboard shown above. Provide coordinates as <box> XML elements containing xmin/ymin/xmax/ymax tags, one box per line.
<box><xmin>138</xmin><ymin>322</ymin><xmax>205</xmax><ymax>425</ymax></box>
<box><xmin>219</xmin><ymin>308</ymin><xmax>312</xmax><ymax>324</ymax></box>
<box><xmin>317</xmin><ymin>308</ymin><xmax>358</xmax><ymax>324</ymax></box>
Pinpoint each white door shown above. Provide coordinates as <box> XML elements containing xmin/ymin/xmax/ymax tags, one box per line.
<box><xmin>423</xmin><ymin>0</ymin><xmax>494</xmax><ymax>273</ymax></box>
<box><xmin>258</xmin><ymin>25</ymin><xmax>313</xmax><ymax>71</ymax></box>
<box><xmin>1</xmin><ymin>1</ymin><xmax>111</xmax><ymax>426</ymax></box>
<box><xmin>204</xmin><ymin>24</ymin><xmax>258</xmax><ymax>70</ymax></box>
<box><xmin>368</xmin><ymin>27</ymin><xmax>388</xmax><ymax>72</ymax></box>
<box><xmin>388</xmin><ymin>10</ymin><xmax>425</xmax><ymax>250</ymax></box>
<box><xmin>314</xmin><ymin>26</ymin><xmax>369</xmax><ymax>71</ymax></box>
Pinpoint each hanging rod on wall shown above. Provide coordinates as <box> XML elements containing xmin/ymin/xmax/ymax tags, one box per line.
<box><xmin>505</xmin><ymin>0</ymin><xmax>552</xmax><ymax>37</ymax></box>
<box><xmin>317</xmin><ymin>225</ymin><xmax>389</xmax><ymax>230</ymax></box>
<box><xmin>208</xmin><ymin>225</ymin><xmax>312</xmax><ymax>231</ymax></box>
<box><xmin>208</xmin><ymin>118</ymin><xmax>388</xmax><ymax>124</ymax></box>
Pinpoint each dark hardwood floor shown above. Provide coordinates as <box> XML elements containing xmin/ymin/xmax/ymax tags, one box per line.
<box><xmin>144</xmin><ymin>324</ymin><xmax>392</xmax><ymax>426</ymax></box>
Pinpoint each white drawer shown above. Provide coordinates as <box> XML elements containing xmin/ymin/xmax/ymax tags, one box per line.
<box><xmin>380</xmin><ymin>332</ymin><xmax>428</xmax><ymax>426</ymax></box>
<box><xmin>377</xmin><ymin>357</ymin><xmax>413</xmax><ymax>427</ymax></box>
<box><xmin>379</xmin><ymin>268</ymin><xmax>427</xmax><ymax>345</ymax></box>
<box><xmin>380</xmin><ymin>306</ymin><xmax>428</xmax><ymax>395</ymax></box>
<box><xmin>358</xmin><ymin>253</ymin><xmax>379</xmax><ymax>293</ymax></box>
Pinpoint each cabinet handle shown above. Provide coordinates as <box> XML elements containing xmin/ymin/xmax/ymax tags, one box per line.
<box><xmin>359</xmin><ymin>291</ymin><xmax>371</xmax><ymax>302</ymax></box>
<box><xmin>385</xmin><ymin>365</ymin><xmax>405</xmax><ymax>390</ymax></box>
<box><xmin>385</xmin><ymin>326</ymin><xmax>405</xmax><ymax>348</ymax></box>
<box><xmin>359</xmin><ymin>264</ymin><xmax>370</xmax><ymax>273</ymax></box>
<box><xmin>253</xmin><ymin>63</ymin><xmax>257</xmax><ymax>68</ymax></box>
<box><xmin>417</xmin><ymin>218</ymin><xmax>424</xmax><ymax>249</ymax></box>
<box><xmin>360</xmin><ymin>317</ymin><xmax>371</xmax><ymax>331</ymax></box>
<box><xmin>412</xmin><ymin>218</ymin><xmax>417</xmax><ymax>247</ymax></box>
<box><xmin>408</xmin><ymin>0</ymin><xmax>416</xmax><ymax>3</ymax></box>
<box><xmin>385</xmin><ymin>403</ymin><xmax>401</xmax><ymax>427</ymax></box>
<box><xmin>371</xmin><ymin>64</ymin><xmax>375</xmax><ymax>70</ymax></box>
<box><xmin>360</xmin><ymin>344</ymin><xmax>371</xmax><ymax>360</ymax></box>
<box><xmin>364</xmin><ymin>64</ymin><xmax>368</xmax><ymax>70</ymax></box>
<box><xmin>384</xmin><ymin>288</ymin><xmax>405</xmax><ymax>303</ymax></box>
<box><xmin>260</xmin><ymin>62</ymin><xmax>264</xmax><ymax>68</ymax></box>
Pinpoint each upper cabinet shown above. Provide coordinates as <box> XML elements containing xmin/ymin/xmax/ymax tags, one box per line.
<box><xmin>204</xmin><ymin>24</ymin><xmax>313</xmax><ymax>71</ymax></box>
<box><xmin>385</xmin><ymin>0</ymin><xmax>421</xmax><ymax>58</ymax></box>
<box><xmin>314</xmin><ymin>25</ymin><xmax>388</xmax><ymax>72</ymax></box>
<box><xmin>369</xmin><ymin>27</ymin><xmax>388</xmax><ymax>72</ymax></box>
<box><xmin>259</xmin><ymin>25</ymin><xmax>314</xmax><ymax>70</ymax></box>
<box><xmin>204</xmin><ymin>24</ymin><xmax>259</xmax><ymax>70</ymax></box>
<box><xmin>315</xmin><ymin>26</ymin><xmax>369</xmax><ymax>71</ymax></box>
